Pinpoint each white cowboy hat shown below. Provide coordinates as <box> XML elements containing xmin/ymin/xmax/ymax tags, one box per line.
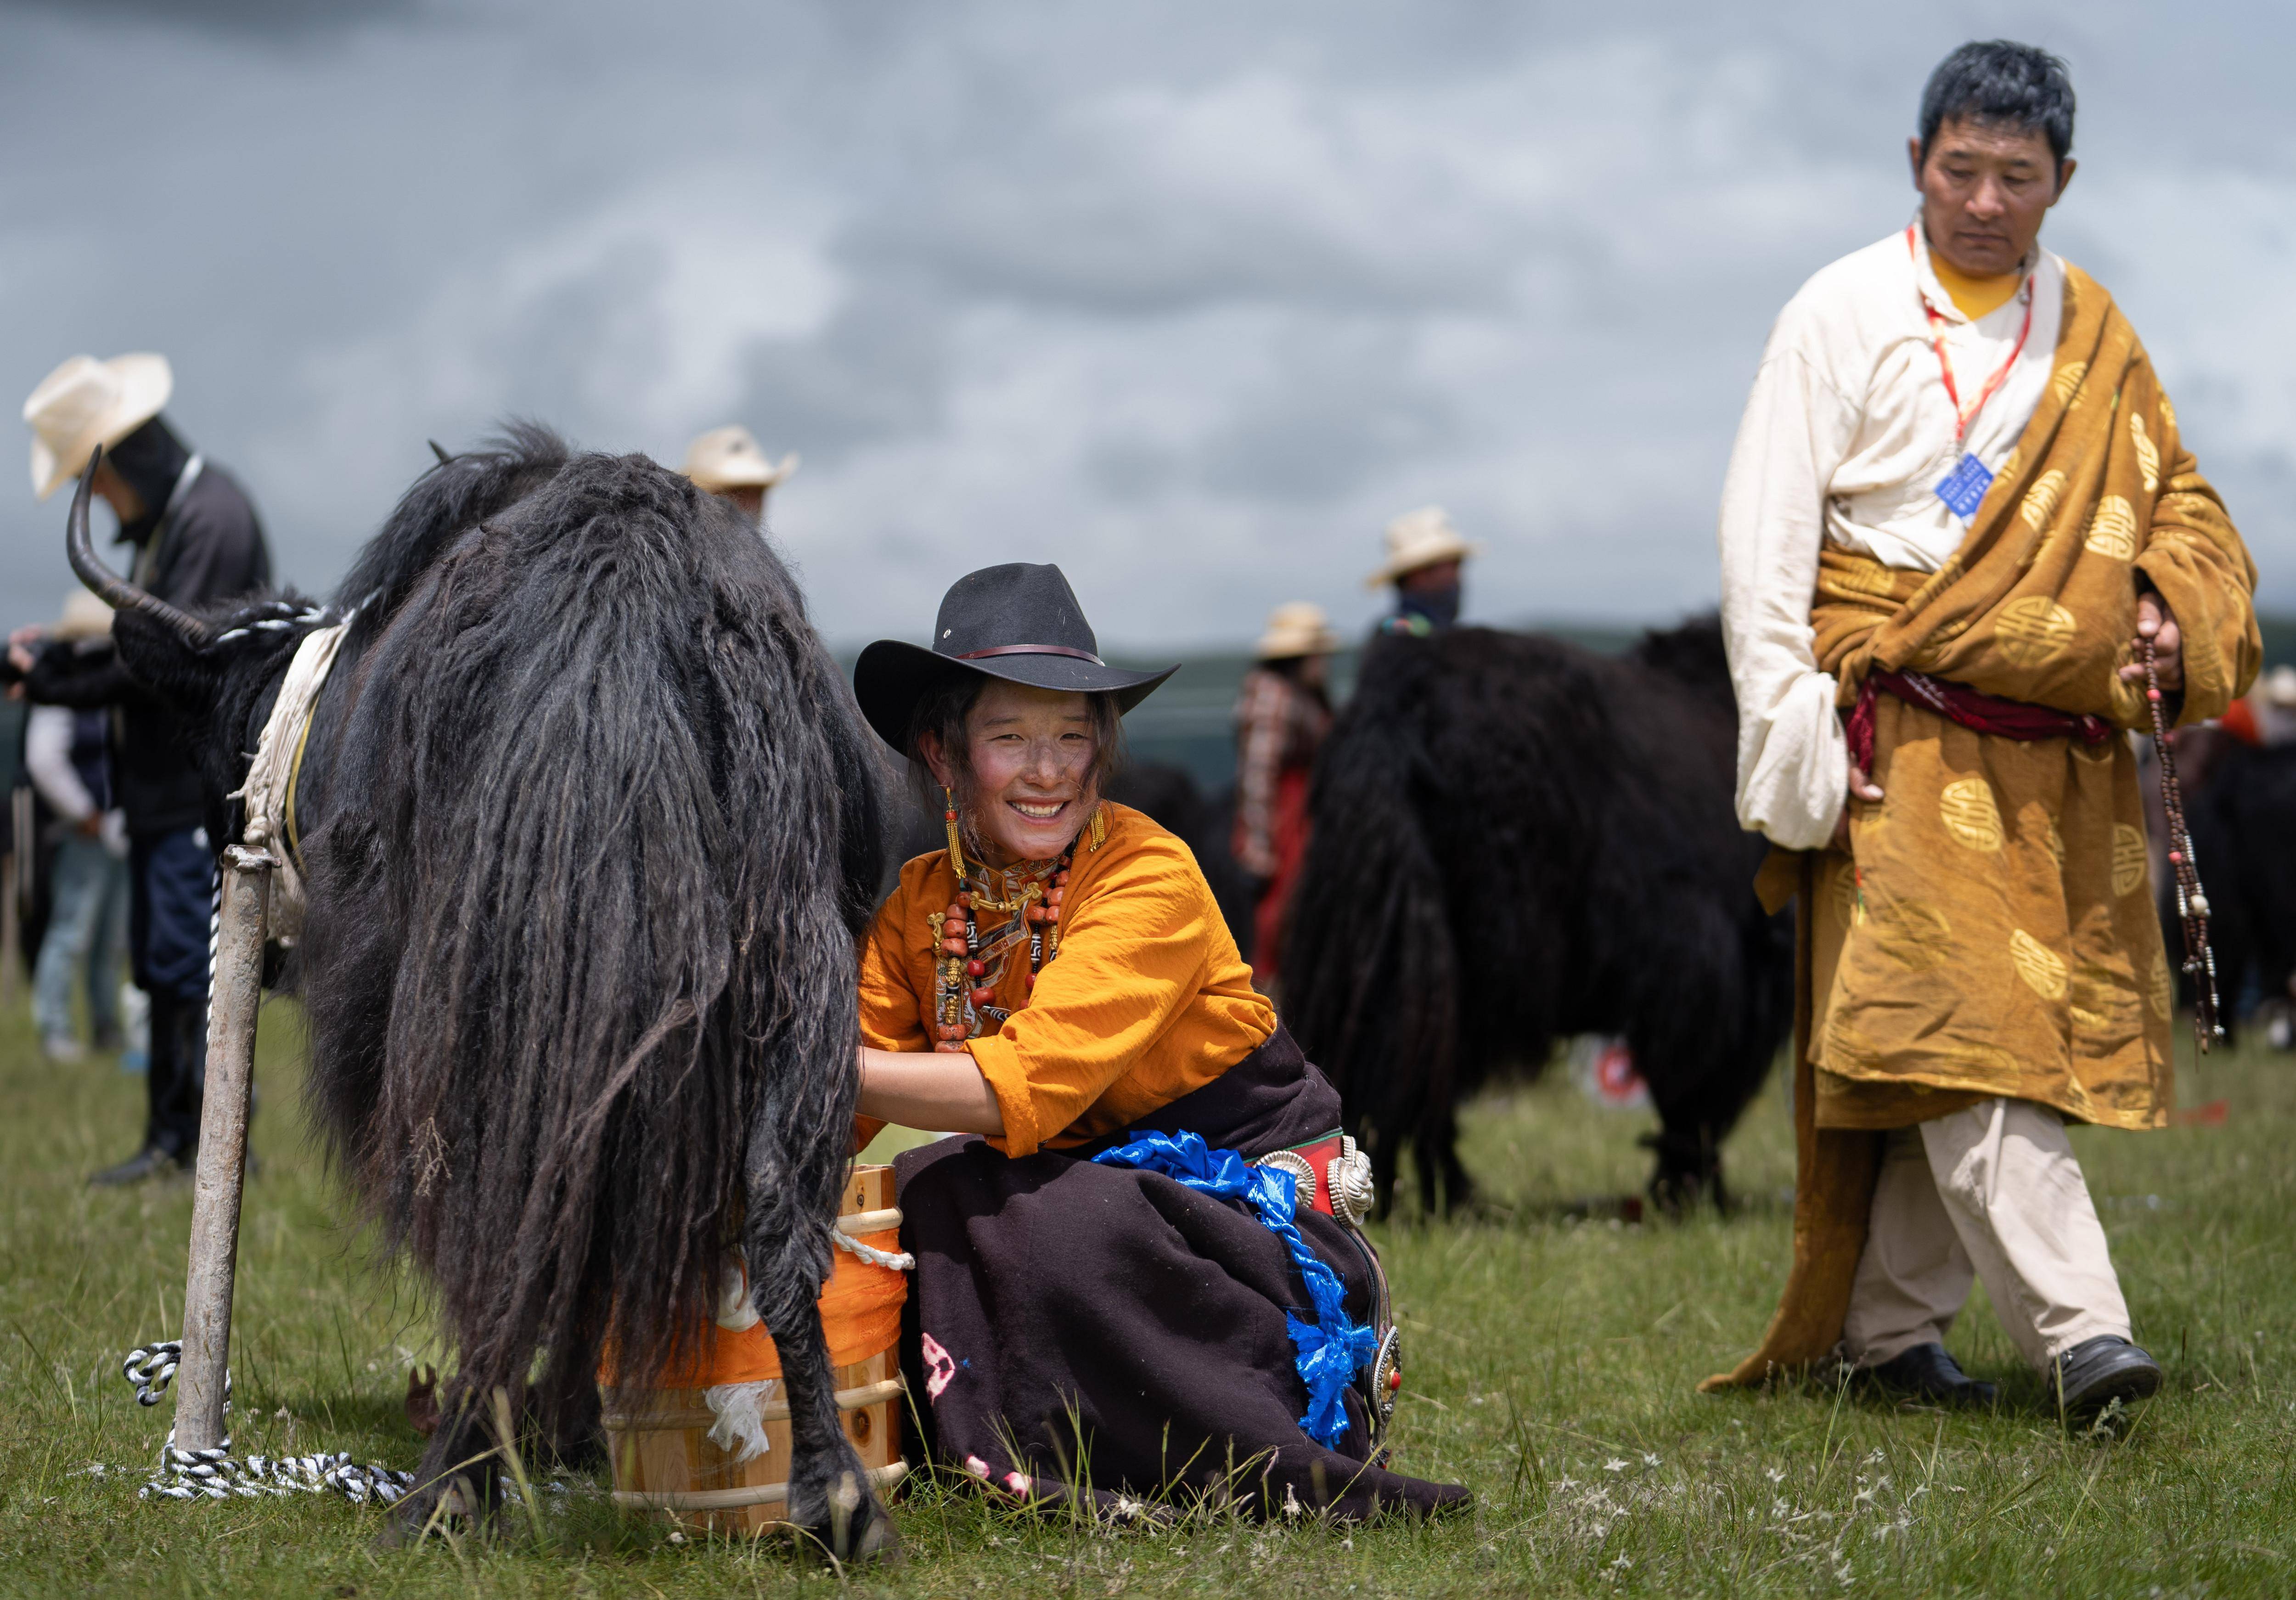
<box><xmin>681</xmin><ymin>424</ymin><xmax>798</xmax><ymax>494</ymax></box>
<box><xmin>1365</xmin><ymin>504</ymin><xmax>1479</xmax><ymax>588</ymax></box>
<box><xmin>1255</xmin><ymin>600</ymin><xmax>1339</xmax><ymax>660</ymax></box>
<box><xmin>23</xmin><ymin>353</ymin><xmax>173</xmax><ymax>501</ymax></box>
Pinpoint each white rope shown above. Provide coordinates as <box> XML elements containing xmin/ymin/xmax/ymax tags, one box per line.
<box><xmin>829</xmin><ymin>1226</ymin><xmax>914</xmax><ymax>1273</ymax></box>
<box><xmin>118</xmin><ymin>1341</ymin><xmax>416</xmax><ymax>1504</ymax></box>
<box><xmin>702</xmin><ymin>1378</ymin><xmax>781</xmax><ymax>1462</ymax></box>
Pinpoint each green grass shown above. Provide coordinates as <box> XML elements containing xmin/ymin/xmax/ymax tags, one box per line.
<box><xmin>2</xmin><ymin>992</ymin><xmax>2292</xmax><ymax>1597</ymax></box>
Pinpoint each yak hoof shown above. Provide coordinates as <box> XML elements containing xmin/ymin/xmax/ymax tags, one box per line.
<box><xmin>793</xmin><ymin>1464</ymin><xmax>900</xmax><ymax>1566</ymax></box>
<box><xmin>377</xmin><ymin>1472</ymin><xmax>477</xmax><ymax>1548</ymax></box>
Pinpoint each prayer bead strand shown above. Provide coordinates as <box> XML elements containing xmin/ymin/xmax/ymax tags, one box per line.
<box><xmin>2142</xmin><ymin>637</ymin><xmax>2222</xmax><ymax>1052</ymax></box>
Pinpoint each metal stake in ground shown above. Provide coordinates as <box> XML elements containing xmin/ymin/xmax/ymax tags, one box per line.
<box><xmin>173</xmin><ymin>843</ymin><xmax>274</xmax><ymax>1454</ymax></box>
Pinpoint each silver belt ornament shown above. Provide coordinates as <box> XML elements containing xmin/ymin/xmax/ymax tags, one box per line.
<box><xmin>1252</xmin><ymin>1134</ymin><xmax>1399</xmax><ymax>1456</ymax></box>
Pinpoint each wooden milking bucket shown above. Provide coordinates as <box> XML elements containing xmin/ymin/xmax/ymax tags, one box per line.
<box><xmin>601</xmin><ymin>1164</ymin><xmax>909</xmax><ymax>1531</ymax></box>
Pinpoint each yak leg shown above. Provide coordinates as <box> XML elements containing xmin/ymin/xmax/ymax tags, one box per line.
<box><xmin>1433</xmin><ymin>1107</ymin><xmax>1475</xmax><ymax>1214</ymax></box>
<box><xmin>1359</xmin><ymin>1123</ymin><xmax>1402</xmax><ymax>1219</ymax></box>
<box><xmin>1412</xmin><ymin>1109</ymin><xmax>1475</xmax><ymax>1217</ymax></box>
<box><xmin>385</xmin><ymin>1375</ymin><xmax>501</xmax><ymax>1543</ymax></box>
<box><xmin>743</xmin><ymin>1123</ymin><xmax>897</xmax><ymax>1564</ymax></box>
<box><xmin>531</xmin><ymin>1338</ymin><xmax>606</xmax><ymax>1470</ymax></box>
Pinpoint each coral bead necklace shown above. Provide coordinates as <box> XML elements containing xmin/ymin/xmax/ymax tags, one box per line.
<box><xmin>928</xmin><ymin>851</ymin><xmax>1074</xmax><ymax>1052</ymax></box>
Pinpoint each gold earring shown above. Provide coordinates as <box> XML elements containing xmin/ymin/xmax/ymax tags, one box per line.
<box><xmin>943</xmin><ymin>785</ymin><xmax>967</xmax><ymax>879</ymax></box>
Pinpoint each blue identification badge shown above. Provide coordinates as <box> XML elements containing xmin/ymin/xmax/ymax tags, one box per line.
<box><xmin>1934</xmin><ymin>452</ymin><xmax>1994</xmax><ymax>520</ymax></box>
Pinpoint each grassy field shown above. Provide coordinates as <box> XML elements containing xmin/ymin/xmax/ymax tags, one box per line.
<box><xmin>1</xmin><ymin>995</ymin><xmax>2292</xmax><ymax>1598</ymax></box>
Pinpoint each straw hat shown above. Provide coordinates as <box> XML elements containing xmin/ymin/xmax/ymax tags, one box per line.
<box><xmin>23</xmin><ymin>353</ymin><xmax>173</xmax><ymax>501</ymax></box>
<box><xmin>681</xmin><ymin>425</ymin><xmax>797</xmax><ymax>494</ymax></box>
<box><xmin>1365</xmin><ymin>505</ymin><xmax>1478</xmax><ymax>587</ymax></box>
<box><xmin>1254</xmin><ymin>601</ymin><xmax>1339</xmax><ymax>660</ymax></box>
<box><xmin>51</xmin><ymin>590</ymin><xmax>113</xmax><ymax>641</ymax></box>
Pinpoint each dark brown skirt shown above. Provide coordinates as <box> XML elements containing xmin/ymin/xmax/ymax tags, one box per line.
<box><xmin>894</xmin><ymin>1026</ymin><xmax>1469</xmax><ymax>1520</ymax></box>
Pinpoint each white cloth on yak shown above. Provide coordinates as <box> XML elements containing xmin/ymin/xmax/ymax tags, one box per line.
<box><xmin>230</xmin><ymin>620</ymin><xmax>348</xmax><ymax>941</ymax></box>
<box><xmin>1716</xmin><ymin>225</ymin><xmax>2064</xmax><ymax>850</ymax></box>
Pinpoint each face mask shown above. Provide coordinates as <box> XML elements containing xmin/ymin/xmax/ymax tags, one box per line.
<box><xmin>1397</xmin><ymin>583</ymin><xmax>1460</xmax><ymax>631</ymax></box>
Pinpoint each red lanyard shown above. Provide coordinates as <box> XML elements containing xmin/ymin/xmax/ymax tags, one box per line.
<box><xmin>1905</xmin><ymin>224</ymin><xmax>2034</xmax><ymax>451</ymax></box>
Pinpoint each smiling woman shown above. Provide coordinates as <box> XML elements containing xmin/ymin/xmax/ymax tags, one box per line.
<box><xmin>843</xmin><ymin>562</ymin><xmax>1466</xmax><ymax>1521</ymax></box>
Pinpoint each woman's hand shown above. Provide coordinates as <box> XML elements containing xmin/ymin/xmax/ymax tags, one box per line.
<box><xmin>857</xmin><ymin>1044</ymin><xmax>1006</xmax><ymax>1137</ymax></box>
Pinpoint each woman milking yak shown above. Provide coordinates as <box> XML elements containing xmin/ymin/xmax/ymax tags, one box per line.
<box><xmin>848</xmin><ymin>563</ymin><xmax>1465</xmax><ymax>1520</ymax></box>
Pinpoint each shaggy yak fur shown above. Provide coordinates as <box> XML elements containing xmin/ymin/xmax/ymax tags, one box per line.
<box><xmin>78</xmin><ymin>427</ymin><xmax>895</xmax><ymax>1556</ymax></box>
<box><xmin>1280</xmin><ymin>616</ymin><xmax>1794</xmax><ymax>1215</ymax></box>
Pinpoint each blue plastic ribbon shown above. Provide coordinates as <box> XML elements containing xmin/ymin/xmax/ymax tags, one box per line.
<box><xmin>1092</xmin><ymin>1129</ymin><xmax>1377</xmax><ymax>1447</ymax></box>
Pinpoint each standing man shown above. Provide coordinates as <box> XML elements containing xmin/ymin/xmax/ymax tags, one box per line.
<box><xmin>680</xmin><ymin>424</ymin><xmax>796</xmax><ymax>525</ymax></box>
<box><xmin>1711</xmin><ymin>43</ymin><xmax>2257</xmax><ymax>1418</ymax></box>
<box><xmin>1231</xmin><ymin>600</ymin><xmax>1338</xmax><ymax>988</ymax></box>
<box><xmin>13</xmin><ymin>354</ymin><xmax>271</xmax><ymax>1185</ymax></box>
<box><xmin>1367</xmin><ymin>506</ymin><xmax>1475</xmax><ymax>637</ymax></box>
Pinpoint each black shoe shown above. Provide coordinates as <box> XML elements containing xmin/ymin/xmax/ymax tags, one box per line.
<box><xmin>1863</xmin><ymin>1342</ymin><xmax>1999</xmax><ymax>1408</ymax></box>
<box><xmin>2053</xmin><ymin>1335</ymin><xmax>2162</xmax><ymax>1419</ymax></box>
<box><xmin>89</xmin><ymin>1146</ymin><xmax>180</xmax><ymax>1188</ymax></box>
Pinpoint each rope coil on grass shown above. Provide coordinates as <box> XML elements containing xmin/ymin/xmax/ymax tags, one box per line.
<box><xmin>118</xmin><ymin>1341</ymin><xmax>417</xmax><ymax>1505</ymax></box>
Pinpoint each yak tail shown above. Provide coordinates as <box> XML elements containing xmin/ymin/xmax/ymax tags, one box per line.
<box><xmin>298</xmin><ymin>445</ymin><xmax>884</xmax><ymax>1422</ymax></box>
<box><xmin>1280</xmin><ymin>638</ymin><xmax>1462</xmax><ymax>1214</ymax></box>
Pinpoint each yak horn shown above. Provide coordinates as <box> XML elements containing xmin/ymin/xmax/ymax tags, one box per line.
<box><xmin>428</xmin><ymin>439</ymin><xmax>452</xmax><ymax>465</ymax></box>
<box><xmin>66</xmin><ymin>445</ymin><xmax>213</xmax><ymax>650</ymax></box>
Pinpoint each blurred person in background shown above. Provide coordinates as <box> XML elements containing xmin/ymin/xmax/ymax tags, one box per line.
<box><xmin>1367</xmin><ymin>506</ymin><xmax>1476</xmax><ymax>638</ymax></box>
<box><xmin>1231</xmin><ymin>601</ymin><xmax>1337</xmax><ymax>988</ymax></box>
<box><xmin>23</xmin><ymin>592</ymin><xmax>128</xmax><ymax>1062</ymax></box>
<box><xmin>680</xmin><ymin>423</ymin><xmax>796</xmax><ymax>525</ymax></box>
<box><xmin>11</xmin><ymin>353</ymin><xmax>271</xmax><ymax>1185</ymax></box>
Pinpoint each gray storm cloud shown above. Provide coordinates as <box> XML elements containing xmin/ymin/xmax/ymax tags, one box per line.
<box><xmin>0</xmin><ymin>0</ymin><xmax>2287</xmax><ymax>646</ymax></box>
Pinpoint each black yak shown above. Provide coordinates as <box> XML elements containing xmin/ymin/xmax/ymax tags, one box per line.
<box><xmin>65</xmin><ymin>427</ymin><xmax>895</xmax><ymax>1555</ymax></box>
<box><xmin>1281</xmin><ymin>615</ymin><xmax>1793</xmax><ymax>1215</ymax></box>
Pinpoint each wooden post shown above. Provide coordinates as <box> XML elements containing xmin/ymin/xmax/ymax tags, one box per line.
<box><xmin>173</xmin><ymin>844</ymin><xmax>272</xmax><ymax>1454</ymax></box>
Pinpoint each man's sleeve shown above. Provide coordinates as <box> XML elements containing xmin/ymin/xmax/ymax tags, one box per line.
<box><xmin>23</xmin><ymin>707</ymin><xmax>94</xmax><ymax>822</ymax></box>
<box><xmin>1716</xmin><ymin>341</ymin><xmax>1859</xmax><ymax>851</ymax></box>
<box><xmin>2136</xmin><ymin>403</ymin><xmax>2261</xmax><ymax>726</ymax></box>
<box><xmin>22</xmin><ymin>639</ymin><xmax>138</xmax><ymax>711</ymax></box>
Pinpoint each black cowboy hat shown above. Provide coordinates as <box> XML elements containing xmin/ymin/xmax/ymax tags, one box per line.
<box><xmin>854</xmin><ymin>563</ymin><xmax>1178</xmax><ymax>753</ymax></box>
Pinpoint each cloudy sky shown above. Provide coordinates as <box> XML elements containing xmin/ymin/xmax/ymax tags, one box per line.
<box><xmin>2</xmin><ymin>0</ymin><xmax>2289</xmax><ymax>648</ymax></box>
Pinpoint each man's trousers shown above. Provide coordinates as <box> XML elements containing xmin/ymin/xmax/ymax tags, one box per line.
<box><xmin>128</xmin><ymin>828</ymin><xmax>214</xmax><ymax>1161</ymax></box>
<box><xmin>1841</xmin><ymin>1097</ymin><xmax>2131</xmax><ymax>1371</ymax></box>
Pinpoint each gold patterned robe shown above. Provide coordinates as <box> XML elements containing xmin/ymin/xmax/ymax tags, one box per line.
<box><xmin>1706</xmin><ymin>262</ymin><xmax>2260</xmax><ymax>1391</ymax></box>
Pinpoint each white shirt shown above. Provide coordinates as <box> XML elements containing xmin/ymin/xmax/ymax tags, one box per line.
<box><xmin>1717</xmin><ymin>226</ymin><xmax>2064</xmax><ymax>849</ymax></box>
<box><xmin>24</xmin><ymin>704</ymin><xmax>128</xmax><ymax>856</ymax></box>
<box><xmin>24</xmin><ymin>705</ymin><xmax>94</xmax><ymax>823</ymax></box>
